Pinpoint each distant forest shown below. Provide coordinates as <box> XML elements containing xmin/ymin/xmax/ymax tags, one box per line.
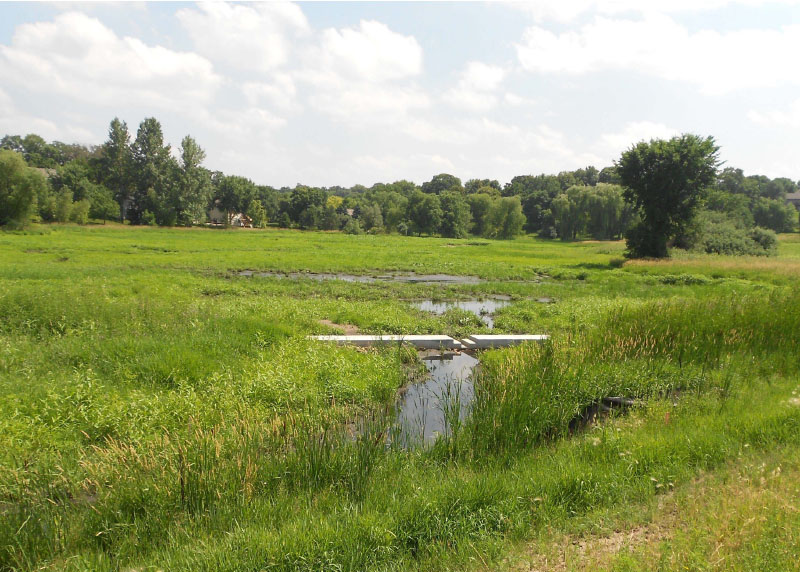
<box><xmin>1</xmin><ymin>116</ymin><xmax>798</xmax><ymax>254</ymax></box>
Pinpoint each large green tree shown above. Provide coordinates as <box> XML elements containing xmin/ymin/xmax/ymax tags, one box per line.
<box><xmin>175</xmin><ymin>135</ymin><xmax>212</xmax><ymax>225</ymax></box>
<box><xmin>130</xmin><ymin>118</ymin><xmax>174</xmax><ymax>224</ymax></box>
<box><xmin>439</xmin><ymin>190</ymin><xmax>471</xmax><ymax>238</ymax></box>
<box><xmin>617</xmin><ymin>134</ymin><xmax>720</xmax><ymax>258</ymax></box>
<box><xmin>0</xmin><ymin>149</ymin><xmax>46</xmax><ymax>227</ymax></box>
<box><xmin>421</xmin><ymin>173</ymin><xmax>462</xmax><ymax>195</ymax></box>
<box><xmin>407</xmin><ymin>190</ymin><xmax>442</xmax><ymax>236</ymax></box>
<box><xmin>99</xmin><ymin>118</ymin><xmax>133</xmax><ymax>221</ymax></box>
<box><xmin>485</xmin><ymin>196</ymin><xmax>526</xmax><ymax>239</ymax></box>
<box><xmin>215</xmin><ymin>175</ymin><xmax>256</xmax><ymax>224</ymax></box>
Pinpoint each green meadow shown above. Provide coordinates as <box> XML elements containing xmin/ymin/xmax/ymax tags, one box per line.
<box><xmin>1</xmin><ymin>225</ymin><xmax>799</xmax><ymax>571</ymax></box>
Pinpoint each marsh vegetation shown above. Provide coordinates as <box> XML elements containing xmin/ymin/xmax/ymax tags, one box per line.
<box><xmin>1</xmin><ymin>225</ymin><xmax>799</xmax><ymax>570</ymax></box>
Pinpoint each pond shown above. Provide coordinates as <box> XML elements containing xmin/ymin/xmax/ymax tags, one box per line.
<box><xmin>413</xmin><ymin>298</ymin><xmax>510</xmax><ymax>328</ymax></box>
<box><xmin>238</xmin><ymin>270</ymin><xmax>482</xmax><ymax>284</ymax></box>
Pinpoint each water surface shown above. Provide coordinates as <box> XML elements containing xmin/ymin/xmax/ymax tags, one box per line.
<box><xmin>413</xmin><ymin>298</ymin><xmax>510</xmax><ymax>328</ymax></box>
<box><xmin>392</xmin><ymin>351</ymin><xmax>479</xmax><ymax>446</ymax></box>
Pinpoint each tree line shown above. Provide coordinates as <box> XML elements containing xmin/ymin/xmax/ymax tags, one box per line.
<box><xmin>1</xmin><ymin>116</ymin><xmax>798</xmax><ymax>255</ymax></box>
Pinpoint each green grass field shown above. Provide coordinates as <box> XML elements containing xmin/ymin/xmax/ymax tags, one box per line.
<box><xmin>1</xmin><ymin>224</ymin><xmax>799</xmax><ymax>571</ymax></box>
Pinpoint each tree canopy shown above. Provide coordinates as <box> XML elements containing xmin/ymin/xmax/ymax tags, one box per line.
<box><xmin>617</xmin><ymin>134</ymin><xmax>720</xmax><ymax>258</ymax></box>
<box><xmin>0</xmin><ymin>150</ymin><xmax>46</xmax><ymax>228</ymax></box>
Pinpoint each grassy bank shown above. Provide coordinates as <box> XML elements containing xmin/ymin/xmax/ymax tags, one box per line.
<box><xmin>0</xmin><ymin>225</ymin><xmax>798</xmax><ymax>570</ymax></box>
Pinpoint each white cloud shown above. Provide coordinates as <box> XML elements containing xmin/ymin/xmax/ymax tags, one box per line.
<box><xmin>510</xmin><ymin>0</ymin><xmax>800</xmax><ymax>23</ymax></box>
<box><xmin>242</xmin><ymin>74</ymin><xmax>298</xmax><ymax>111</ymax></box>
<box><xmin>299</xmin><ymin>20</ymin><xmax>428</xmax><ymax>120</ymax></box>
<box><xmin>516</xmin><ymin>14</ymin><xmax>800</xmax><ymax>94</ymax></box>
<box><xmin>504</xmin><ymin>92</ymin><xmax>537</xmax><ymax>107</ymax></box>
<box><xmin>443</xmin><ymin>61</ymin><xmax>507</xmax><ymax>111</ymax></box>
<box><xmin>748</xmin><ymin>99</ymin><xmax>800</xmax><ymax>127</ymax></box>
<box><xmin>176</xmin><ymin>2</ymin><xmax>309</xmax><ymax>73</ymax></box>
<box><xmin>0</xmin><ymin>88</ymin><xmax>94</xmax><ymax>142</ymax></box>
<box><xmin>307</xmin><ymin>83</ymin><xmax>429</xmax><ymax>122</ymax></box>
<box><xmin>0</xmin><ymin>12</ymin><xmax>221</xmax><ymax>110</ymax></box>
<box><xmin>599</xmin><ymin>121</ymin><xmax>680</xmax><ymax>156</ymax></box>
<box><xmin>316</xmin><ymin>20</ymin><xmax>422</xmax><ymax>82</ymax></box>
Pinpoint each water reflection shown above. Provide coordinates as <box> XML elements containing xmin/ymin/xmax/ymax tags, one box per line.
<box><xmin>392</xmin><ymin>351</ymin><xmax>479</xmax><ymax>447</ymax></box>
<box><xmin>413</xmin><ymin>298</ymin><xmax>510</xmax><ymax>328</ymax></box>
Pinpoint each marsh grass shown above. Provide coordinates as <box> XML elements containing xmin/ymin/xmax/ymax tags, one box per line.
<box><xmin>0</xmin><ymin>226</ymin><xmax>798</xmax><ymax>570</ymax></box>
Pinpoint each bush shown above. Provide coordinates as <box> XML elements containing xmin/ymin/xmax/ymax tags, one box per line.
<box><xmin>748</xmin><ymin>226</ymin><xmax>778</xmax><ymax>253</ymax></box>
<box><xmin>697</xmin><ymin>220</ymin><xmax>775</xmax><ymax>256</ymax></box>
<box><xmin>343</xmin><ymin>218</ymin><xmax>363</xmax><ymax>235</ymax></box>
<box><xmin>70</xmin><ymin>199</ymin><xmax>90</xmax><ymax>225</ymax></box>
<box><xmin>676</xmin><ymin>211</ymin><xmax>777</xmax><ymax>257</ymax></box>
<box><xmin>141</xmin><ymin>210</ymin><xmax>156</xmax><ymax>226</ymax></box>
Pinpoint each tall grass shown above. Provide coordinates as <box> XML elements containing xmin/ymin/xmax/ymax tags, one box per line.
<box><xmin>468</xmin><ymin>290</ymin><xmax>800</xmax><ymax>456</ymax></box>
<box><xmin>1</xmin><ymin>227</ymin><xmax>799</xmax><ymax>570</ymax></box>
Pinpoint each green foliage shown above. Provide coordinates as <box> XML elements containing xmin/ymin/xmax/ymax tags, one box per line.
<box><xmin>690</xmin><ymin>213</ymin><xmax>777</xmax><ymax>256</ymax></box>
<box><xmin>130</xmin><ymin>118</ymin><xmax>174</xmax><ymax>224</ymax></box>
<box><xmin>343</xmin><ymin>217</ymin><xmax>363</xmax><ymax>234</ymax></box>
<box><xmin>439</xmin><ymin>190</ymin><xmax>472</xmax><ymax>238</ymax></box>
<box><xmin>247</xmin><ymin>199</ymin><xmax>268</xmax><ymax>228</ymax></box>
<box><xmin>618</xmin><ymin>134</ymin><xmax>720</xmax><ymax>258</ymax></box>
<box><xmin>54</xmin><ymin>188</ymin><xmax>74</xmax><ymax>222</ymax></box>
<box><xmin>99</xmin><ymin>118</ymin><xmax>133</xmax><ymax>219</ymax></box>
<box><xmin>467</xmin><ymin>193</ymin><xmax>494</xmax><ymax>236</ymax></box>
<box><xmin>70</xmin><ymin>198</ymin><xmax>91</xmax><ymax>225</ymax></box>
<box><xmin>174</xmin><ymin>136</ymin><xmax>213</xmax><ymax>225</ymax></box>
<box><xmin>422</xmin><ymin>173</ymin><xmax>462</xmax><ymax>195</ymax></box>
<box><xmin>752</xmin><ymin>197</ymin><xmax>797</xmax><ymax>233</ymax></box>
<box><xmin>360</xmin><ymin>203</ymin><xmax>383</xmax><ymax>231</ymax></box>
<box><xmin>408</xmin><ymin>190</ymin><xmax>442</xmax><ymax>236</ymax></box>
<box><xmin>0</xmin><ymin>226</ymin><xmax>799</xmax><ymax>570</ymax></box>
<box><xmin>141</xmin><ymin>209</ymin><xmax>156</xmax><ymax>226</ymax></box>
<box><xmin>485</xmin><ymin>196</ymin><xmax>526</xmax><ymax>239</ymax></box>
<box><xmin>216</xmin><ymin>175</ymin><xmax>256</xmax><ymax>224</ymax></box>
<box><xmin>0</xmin><ymin>149</ymin><xmax>43</xmax><ymax>227</ymax></box>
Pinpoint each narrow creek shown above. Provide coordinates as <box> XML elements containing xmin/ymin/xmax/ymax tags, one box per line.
<box><xmin>391</xmin><ymin>351</ymin><xmax>479</xmax><ymax>446</ymax></box>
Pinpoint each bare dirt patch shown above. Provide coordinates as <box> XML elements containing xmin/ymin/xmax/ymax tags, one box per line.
<box><xmin>318</xmin><ymin>319</ymin><xmax>360</xmax><ymax>335</ymax></box>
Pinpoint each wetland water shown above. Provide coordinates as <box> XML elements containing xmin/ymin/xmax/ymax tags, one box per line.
<box><xmin>392</xmin><ymin>351</ymin><xmax>479</xmax><ymax>446</ymax></box>
<box><xmin>413</xmin><ymin>298</ymin><xmax>510</xmax><ymax>328</ymax></box>
<box><xmin>238</xmin><ymin>270</ymin><xmax>482</xmax><ymax>284</ymax></box>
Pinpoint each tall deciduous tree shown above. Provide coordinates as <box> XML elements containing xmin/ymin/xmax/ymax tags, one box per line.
<box><xmin>421</xmin><ymin>173</ymin><xmax>462</xmax><ymax>195</ymax></box>
<box><xmin>617</xmin><ymin>134</ymin><xmax>720</xmax><ymax>258</ymax></box>
<box><xmin>407</xmin><ymin>190</ymin><xmax>442</xmax><ymax>236</ymax></box>
<box><xmin>439</xmin><ymin>190</ymin><xmax>472</xmax><ymax>238</ymax></box>
<box><xmin>100</xmin><ymin>118</ymin><xmax>133</xmax><ymax>221</ymax></box>
<box><xmin>130</xmin><ymin>117</ymin><xmax>174</xmax><ymax>224</ymax></box>
<box><xmin>215</xmin><ymin>175</ymin><xmax>256</xmax><ymax>224</ymax></box>
<box><xmin>176</xmin><ymin>135</ymin><xmax>212</xmax><ymax>225</ymax></box>
<box><xmin>485</xmin><ymin>196</ymin><xmax>526</xmax><ymax>239</ymax></box>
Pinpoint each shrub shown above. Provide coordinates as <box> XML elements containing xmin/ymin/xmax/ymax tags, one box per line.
<box><xmin>696</xmin><ymin>220</ymin><xmax>776</xmax><ymax>256</ymax></box>
<box><xmin>748</xmin><ymin>226</ymin><xmax>778</xmax><ymax>253</ymax></box>
<box><xmin>343</xmin><ymin>218</ymin><xmax>363</xmax><ymax>235</ymax></box>
<box><xmin>679</xmin><ymin>211</ymin><xmax>778</xmax><ymax>257</ymax></box>
<box><xmin>141</xmin><ymin>210</ymin><xmax>156</xmax><ymax>226</ymax></box>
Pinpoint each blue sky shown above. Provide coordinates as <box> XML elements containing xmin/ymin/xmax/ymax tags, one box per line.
<box><xmin>1</xmin><ymin>1</ymin><xmax>799</xmax><ymax>187</ymax></box>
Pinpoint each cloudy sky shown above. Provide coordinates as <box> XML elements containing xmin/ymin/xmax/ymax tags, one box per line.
<box><xmin>1</xmin><ymin>1</ymin><xmax>798</xmax><ymax>187</ymax></box>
